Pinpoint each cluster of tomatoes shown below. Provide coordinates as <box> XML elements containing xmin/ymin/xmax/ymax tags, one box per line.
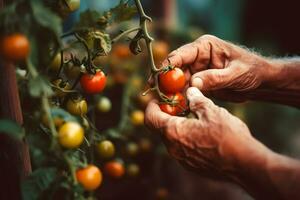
<box><xmin>158</xmin><ymin>67</ymin><xmax>188</xmax><ymax>116</ymax></box>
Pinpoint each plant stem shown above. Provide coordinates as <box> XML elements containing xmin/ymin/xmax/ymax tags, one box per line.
<box><xmin>111</xmin><ymin>27</ymin><xmax>141</xmax><ymax>43</ymax></box>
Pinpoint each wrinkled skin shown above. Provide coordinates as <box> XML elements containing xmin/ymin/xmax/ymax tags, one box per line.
<box><xmin>146</xmin><ymin>87</ymin><xmax>252</xmax><ymax>180</ymax></box>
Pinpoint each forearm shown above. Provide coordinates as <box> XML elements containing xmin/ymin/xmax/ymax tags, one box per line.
<box><xmin>224</xmin><ymin>135</ymin><xmax>300</xmax><ymax>199</ymax></box>
<box><xmin>243</xmin><ymin>57</ymin><xmax>300</xmax><ymax>107</ymax></box>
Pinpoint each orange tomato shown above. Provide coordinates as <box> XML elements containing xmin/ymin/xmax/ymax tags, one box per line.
<box><xmin>104</xmin><ymin>161</ymin><xmax>125</xmax><ymax>178</ymax></box>
<box><xmin>76</xmin><ymin>165</ymin><xmax>102</xmax><ymax>191</ymax></box>
<box><xmin>0</xmin><ymin>33</ymin><xmax>30</xmax><ymax>61</ymax></box>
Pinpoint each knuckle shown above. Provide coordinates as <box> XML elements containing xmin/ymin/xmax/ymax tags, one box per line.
<box><xmin>197</xmin><ymin>34</ymin><xmax>217</xmax><ymax>42</ymax></box>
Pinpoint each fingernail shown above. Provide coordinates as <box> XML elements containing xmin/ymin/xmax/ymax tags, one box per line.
<box><xmin>191</xmin><ymin>78</ymin><xmax>203</xmax><ymax>89</ymax></box>
<box><xmin>187</xmin><ymin>87</ymin><xmax>201</xmax><ymax>97</ymax></box>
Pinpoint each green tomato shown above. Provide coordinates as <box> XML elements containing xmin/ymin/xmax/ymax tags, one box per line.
<box><xmin>126</xmin><ymin>163</ymin><xmax>140</xmax><ymax>177</ymax></box>
<box><xmin>97</xmin><ymin>140</ymin><xmax>115</xmax><ymax>158</ymax></box>
<box><xmin>49</xmin><ymin>53</ymin><xmax>62</xmax><ymax>72</ymax></box>
<box><xmin>97</xmin><ymin>97</ymin><xmax>112</xmax><ymax>113</ymax></box>
<box><xmin>66</xmin><ymin>0</ymin><xmax>80</xmax><ymax>12</ymax></box>
<box><xmin>126</xmin><ymin>142</ymin><xmax>139</xmax><ymax>157</ymax></box>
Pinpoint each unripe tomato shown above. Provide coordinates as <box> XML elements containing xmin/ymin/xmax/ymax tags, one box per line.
<box><xmin>153</xmin><ymin>41</ymin><xmax>169</xmax><ymax>63</ymax></box>
<box><xmin>137</xmin><ymin>93</ymin><xmax>154</xmax><ymax>109</ymax></box>
<box><xmin>0</xmin><ymin>33</ymin><xmax>30</xmax><ymax>62</ymax></box>
<box><xmin>80</xmin><ymin>71</ymin><xmax>107</xmax><ymax>94</ymax></box>
<box><xmin>130</xmin><ymin>110</ymin><xmax>144</xmax><ymax>126</ymax></box>
<box><xmin>65</xmin><ymin>0</ymin><xmax>80</xmax><ymax>12</ymax></box>
<box><xmin>126</xmin><ymin>163</ymin><xmax>140</xmax><ymax>177</ymax></box>
<box><xmin>126</xmin><ymin>142</ymin><xmax>139</xmax><ymax>157</ymax></box>
<box><xmin>49</xmin><ymin>53</ymin><xmax>62</xmax><ymax>72</ymax></box>
<box><xmin>104</xmin><ymin>161</ymin><xmax>125</xmax><ymax>178</ymax></box>
<box><xmin>58</xmin><ymin>122</ymin><xmax>84</xmax><ymax>149</ymax></box>
<box><xmin>159</xmin><ymin>67</ymin><xmax>186</xmax><ymax>93</ymax></box>
<box><xmin>97</xmin><ymin>140</ymin><xmax>115</xmax><ymax>159</ymax></box>
<box><xmin>76</xmin><ymin>164</ymin><xmax>102</xmax><ymax>191</ymax></box>
<box><xmin>52</xmin><ymin>79</ymin><xmax>71</xmax><ymax>97</ymax></box>
<box><xmin>96</xmin><ymin>97</ymin><xmax>112</xmax><ymax>113</ymax></box>
<box><xmin>159</xmin><ymin>93</ymin><xmax>187</xmax><ymax>116</ymax></box>
<box><xmin>66</xmin><ymin>98</ymin><xmax>88</xmax><ymax>116</ymax></box>
<box><xmin>138</xmin><ymin>138</ymin><xmax>152</xmax><ymax>152</ymax></box>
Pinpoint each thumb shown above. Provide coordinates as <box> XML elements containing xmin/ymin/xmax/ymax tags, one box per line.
<box><xmin>191</xmin><ymin>68</ymin><xmax>233</xmax><ymax>91</ymax></box>
<box><xmin>186</xmin><ymin>87</ymin><xmax>214</xmax><ymax>117</ymax></box>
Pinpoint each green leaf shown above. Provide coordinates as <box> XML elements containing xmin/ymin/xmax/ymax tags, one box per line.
<box><xmin>110</xmin><ymin>0</ymin><xmax>137</xmax><ymax>23</ymax></box>
<box><xmin>30</xmin><ymin>0</ymin><xmax>62</xmax><ymax>36</ymax></box>
<box><xmin>22</xmin><ymin>168</ymin><xmax>57</xmax><ymax>200</ymax></box>
<box><xmin>0</xmin><ymin>119</ymin><xmax>24</xmax><ymax>140</ymax></box>
<box><xmin>75</xmin><ymin>10</ymin><xmax>104</xmax><ymax>30</ymax></box>
<box><xmin>80</xmin><ymin>30</ymin><xmax>112</xmax><ymax>55</ymax></box>
<box><xmin>28</xmin><ymin>76</ymin><xmax>53</xmax><ymax>97</ymax></box>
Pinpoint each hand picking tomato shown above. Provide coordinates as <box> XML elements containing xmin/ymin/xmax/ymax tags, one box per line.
<box><xmin>80</xmin><ymin>70</ymin><xmax>107</xmax><ymax>94</ymax></box>
<box><xmin>159</xmin><ymin>67</ymin><xmax>186</xmax><ymax>93</ymax></box>
<box><xmin>159</xmin><ymin>93</ymin><xmax>188</xmax><ymax>116</ymax></box>
<box><xmin>0</xmin><ymin>33</ymin><xmax>30</xmax><ymax>62</ymax></box>
<box><xmin>76</xmin><ymin>164</ymin><xmax>102</xmax><ymax>191</ymax></box>
<box><xmin>58</xmin><ymin>121</ymin><xmax>84</xmax><ymax>149</ymax></box>
<box><xmin>104</xmin><ymin>161</ymin><xmax>125</xmax><ymax>178</ymax></box>
<box><xmin>97</xmin><ymin>140</ymin><xmax>115</xmax><ymax>159</ymax></box>
<box><xmin>66</xmin><ymin>98</ymin><xmax>88</xmax><ymax>116</ymax></box>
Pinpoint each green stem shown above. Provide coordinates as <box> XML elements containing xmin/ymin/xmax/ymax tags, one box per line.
<box><xmin>111</xmin><ymin>27</ymin><xmax>141</xmax><ymax>43</ymax></box>
<box><xmin>64</xmin><ymin>153</ymin><xmax>78</xmax><ymax>185</ymax></box>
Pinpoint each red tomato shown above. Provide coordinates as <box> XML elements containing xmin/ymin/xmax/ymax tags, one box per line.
<box><xmin>159</xmin><ymin>93</ymin><xmax>187</xmax><ymax>116</ymax></box>
<box><xmin>104</xmin><ymin>161</ymin><xmax>125</xmax><ymax>178</ymax></box>
<box><xmin>159</xmin><ymin>67</ymin><xmax>186</xmax><ymax>93</ymax></box>
<box><xmin>80</xmin><ymin>71</ymin><xmax>106</xmax><ymax>94</ymax></box>
<box><xmin>0</xmin><ymin>33</ymin><xmax>30</xmax><ymax>61</ymax></box>
<box><xmin>76</xmin><ymin>164</ymin><xmax>102</xmax><ymax>191</ymax></box>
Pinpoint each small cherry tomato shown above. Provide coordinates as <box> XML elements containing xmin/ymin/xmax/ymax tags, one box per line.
<box><xmin>159</xmin><ymin>67</ymin><xmax>186</xmax><ymax>93</ymax></box>
<box><xmin>112</xmin><ymin>44</ymin><xmax>131</xmax><ymax>58</ymax></box>
<box><xmin>76</xmin><ymin>164</ymin><xmax>102</xmax><ymax>191</ymax></box>
<box><xmin>159</xmin><ymin>93</ymin><xmax>187</xmax><ymax>116</ymax></box>
<box><xmin>96</xmin><ymin>97</ymin><xmax>112</xmax><ymax>113</ymax></box>
<box><xmin>126</xmin><ymin>142</ymin><xmax>139</xmax><ymax>157</ymax></box>
<box><xmin>97</xmin><ymin>140</ymin><xmax>115</xmax><ymax>159</ymax></box>
<box><xmin>49</xmin><ymin>53</ymin><xmax>62</xmax><ymax>72</ymax></box>
<box><xmin>52</xmin><ymin>79</ymin><xmax>71</xmax><ymax>97</ymax></box>
<box><xmin>0</xmin><ymin>33</ymin><xmax>30</xmax><ymax>62</ymax></box>
<box><xmin>104</xmin><ymin>161</ymin><xmax>125</xmax><ymax>178</ymax></box>
<box><xmin>130</xmin><ymin>110</ymin><xmax>144</xmax><ymax>126</ymax></box>
<box><xmin>153</xmin><ymin>41</ymin><xmax>169</xmax><ymax>64</ymax></box>
<box><xmin>58</xmin><ymin>121</ymin><xmax>84</xmax><ymax>149</ymax></box>
<box><xmin>156</xmin><ymin>187</ymin><xmax>169</xmax><ymax>200</ymax></box>
<box><xmin>80</xmin><ymin>71</ymin><xmax>107</xmax><ymax>94</ymax></box>
<box><xmin>66</xmin><ymin>0</ymin><xmax>80</xmax><ymax>12</ymax></box>
<box><xmin>42</xmin><ymin>114</ymin><xmax>64</xmax><ymax>128</ymax></box>
<box><xmin>66</xmin><ymin>98</ymin><xmax>88</xmax><ymax>116</ymax></box>
<box><xmin>126</xmin><ymin>163</ymin><xmax>140</xmax><ymax>177</ymax></box>
<box><xmin>138</xmin><ymin>138</ymin><xmax>152</xmax><ymax>152</ymax></box>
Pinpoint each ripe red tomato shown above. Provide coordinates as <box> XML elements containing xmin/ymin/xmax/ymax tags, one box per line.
<box><xmin>159</xmin><ymin>67</ymin><xmax>186</xmax><ymax>93</ymax></box>
<box><xmin>80</xmin><ymin>71</ymin><xmax>106</xmax><ymax>94</ymax></box>
<box><xmin>104</xmin><ymin>161</ymin><xmax>125</xmax><ymax>178</ymax></box>
<box><xmin>159</xmin><ymin>93</ymin><xmax>187</xmax><ymax>116</ymax></box>
<box><xmin>76</xmin><ymin>164</ymin><xmax>102</xmax><ymax>191</ymax></box>
<box><xmin>0</xmin><ymin>33</ymin><xmax>30</xmax><ymax>61</ymax></box>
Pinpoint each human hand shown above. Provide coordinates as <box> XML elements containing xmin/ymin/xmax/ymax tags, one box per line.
<box><xmin>145</xmin><ymin>87</ymin><xmax>261</xmax><ymax>180</ymax></box>
<box><xmin>163</xmin><ymin>35</ymin><xmax>277</xmax><ymax>102</ymax></box>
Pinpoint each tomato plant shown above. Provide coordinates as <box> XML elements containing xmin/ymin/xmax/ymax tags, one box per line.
<box><xmin>159</xmin><ymin>67</ymin><xmax>186</xmax><ymax>93</ymax></box>
<box><xmin>76</xmin><ymin>164</ymin><xmax>102</xmax><ymax>191</ymax></box>
<box><xmin>80</xmin><ymin>70</ymin><xmax>107</xmax><ymax>94</ymax></box>
<box><xmin>0</xmin><ymin>33</ymin><xmax>30</xmax><ymax>62</ymax></box>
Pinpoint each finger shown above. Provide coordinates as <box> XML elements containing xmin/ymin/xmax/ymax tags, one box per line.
<box><xmin>145</xmin><ymin>100</ymin><xmax>171</xmax><ymax>131</ymax></box>
<box><xmin>161</xmin><ymin>41</ymin><xmax>210</xmax><ymax>71</ymax></box>
<box><xmin>191</xmin><ymin>68</ymin><xmax>233</xmax><ymax>91</ymax></box>
<box><xmin>186</xmin><ymin>87</ymin><xmax>214</xmax><ymax>117</ymax></box>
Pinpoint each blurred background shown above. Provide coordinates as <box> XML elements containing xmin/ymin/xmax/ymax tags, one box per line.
<box><xmin>65</xmin><ymin>0</ymin><xmax>300</xmax><ymax>199</ymax></box>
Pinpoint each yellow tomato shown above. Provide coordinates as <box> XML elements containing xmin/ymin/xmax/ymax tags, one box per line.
<box><xmin>58</xmin><ymin>122</ymin><xmax>84</xmax><ymax>149</ymax></box>
<box><xmin>76</xmin><ymin>164</ymin><xmax>102</xmax><ymax>191</ymax></box>
<box><xmin>130</xmin><ymin>110</ymin><xmax>144</xmax><ymax>126</ymax></box>
<box><xmin>66</xmin><ymin>98</ymin><xmax>88</xmax><ymax>116</ymax></box>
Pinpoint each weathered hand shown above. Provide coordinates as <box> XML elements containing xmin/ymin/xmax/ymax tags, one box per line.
<box><xmin>145</xmin><ymin>87</ymin><xmax>256</xmax><ymax>180</ymax></box>
<box><xmin>163</xmin><ymin>35</ymin><xmax>275</xmax><ymax>102</ymax></box>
